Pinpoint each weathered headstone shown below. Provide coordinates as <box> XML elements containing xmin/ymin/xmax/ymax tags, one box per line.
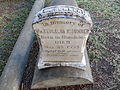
<box><xmin>33</xmin><ymin>5</ymin><xmax>92</xmax><ymax>70</ymax></box>
<box><xmin>31</xmin><ymin>0</ymin><xmax>93</xmax><ymax>89</ymax></box>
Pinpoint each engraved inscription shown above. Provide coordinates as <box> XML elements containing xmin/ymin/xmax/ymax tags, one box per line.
<box><xmin>33</xmin><ymin>5</ymin><xmax>93</xmax><ymax>69</ymax></box>
<box><xmin>33</xmin><ymin>18</ymin><xmax>91</xmax><ymax>62</ymax></box>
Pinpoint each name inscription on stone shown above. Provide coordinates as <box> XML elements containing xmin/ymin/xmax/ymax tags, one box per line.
<box><xmin>33</xmin><ymin>18</ymin><xmax>90</xmax><ymax>62</ymax></box>
<box><xmin>33</xmin><ymin>5</ymin><xmax>92</xmax><ymax>69</ymax></box>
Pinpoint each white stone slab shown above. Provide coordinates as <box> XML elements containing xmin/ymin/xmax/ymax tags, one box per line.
<box><xmin>32</xmin><ymin>5</ymin><xmax>92</xmax><ymax>69</ymax></box>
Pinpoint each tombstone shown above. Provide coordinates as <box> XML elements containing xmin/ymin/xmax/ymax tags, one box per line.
<box><xmin>31</xmin><ymin>0</ymin><xmax>93</xmax><ymax>89</ymax></box>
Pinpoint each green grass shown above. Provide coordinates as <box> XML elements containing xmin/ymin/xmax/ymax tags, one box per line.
<box><xmin>0</xmin><ymin>0</ymin><xmax>52</xmax><ymax>75</ymax></box>
<box><xmin>45</xmin><ymin>0</ymin><xmax>52</xmax><ymax>7</ymax></box>
<box><xmin>77</xmin><ymin>0</ymin><xmax>120</xmax><ymax>90</ymax></box>
<box><xmin>0</xmin><ymin>0</ymin><xmax>35</xmax><ymax>75</ymax></box>
<box><xmin>77</xmin><ymin>0</ymin><xmax>120</xmax><ymax>89</ymax></box>
<box><xmin>77</xmin><ymin>0</ymin><xmax>120</xmax><ymax>60</ymax></box>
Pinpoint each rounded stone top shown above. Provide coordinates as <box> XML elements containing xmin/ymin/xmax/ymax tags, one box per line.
<box><xmin>33</xmin><ymin>5</ymin><xmax>93</xmax><ymax>27</ymax></box>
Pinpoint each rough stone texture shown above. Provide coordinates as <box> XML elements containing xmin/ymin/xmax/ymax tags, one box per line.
<box><xmin>49</xmin><ymin>0</ymin><xmax>78</xmax><ymax>6</ymax></box>
<box><xmin>33</xmin><ymin>5</ymin><xmax>92</xmax><ymax>69</ymax></box>
<box><xmin>0</xmin><ymin>0</ymin><xmax>45</xmax><ymax>90</ymax></box>
<box><xmin>31</xmin><ymin>49</ymin><xmax>93</xmax><ymax>89</ymax></box>
<box><xmin>31</xmin><ymin>0</ymin><xmax>93</xmax><ymax>89</ymax></box>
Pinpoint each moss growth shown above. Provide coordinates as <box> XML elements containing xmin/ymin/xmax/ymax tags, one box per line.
<box><xmin>45</xmin><ymin>0</ymin><xmax>52</xmax><ymax>7</ymax></box>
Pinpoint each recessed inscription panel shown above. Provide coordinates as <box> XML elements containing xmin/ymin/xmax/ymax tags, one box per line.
<box><xmin>33</xmin><ymin>5</ymin><xmax>92</xmax><ymax>69</ymax></box>
<box><xmin>33</xmin><ymin>18</ymin><xmax>90</xmax><ymax>62</ymax></box>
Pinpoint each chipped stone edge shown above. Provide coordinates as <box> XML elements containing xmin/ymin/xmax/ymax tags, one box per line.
<box><xmin>33</xmin><ymin>5</ymin><xmax>93</xmax><ymax>27</ymax></box>
<box><xmin>32</xmin><ymin>5</ymin><xmax>93</xmax><ymax>70</ymax></box>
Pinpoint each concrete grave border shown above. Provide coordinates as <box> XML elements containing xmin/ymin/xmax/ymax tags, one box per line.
<box><xmin>0</xmin><ymin>0</ymin><xmax>45</xmax><ymax>90</ymax></box>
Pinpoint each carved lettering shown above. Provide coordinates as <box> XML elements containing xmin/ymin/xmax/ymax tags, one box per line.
<box><xmin>33</xmin><ymin>5</ymin><xmax>92</xmax><ymax>64</ymax></box>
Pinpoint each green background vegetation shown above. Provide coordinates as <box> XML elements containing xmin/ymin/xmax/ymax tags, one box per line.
<box><xmin>0</xmin><ymin>0</ymin><xmax>35</xmax><ymax>75</ymax></box>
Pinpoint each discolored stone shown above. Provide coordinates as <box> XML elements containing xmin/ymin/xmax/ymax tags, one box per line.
<box><xmin>31</xmin><ymin>0</ymin><xmax>93</xmax><ymax>89</ymax></box>
<box><xmin>31</xmin><ymin>49</ymin><xmax>93</xmax><ymax>89</ymax></box>
<box><xmin>33</xmin><ymin>5</ymin><xmax>92</xmax><ymax>69</ymax></box>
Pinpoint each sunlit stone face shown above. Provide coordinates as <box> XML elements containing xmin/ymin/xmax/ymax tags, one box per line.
<box><xmin>33</xmin><ymin>5</ymin><xmax>92</xmax><ymax>69</ymax></box>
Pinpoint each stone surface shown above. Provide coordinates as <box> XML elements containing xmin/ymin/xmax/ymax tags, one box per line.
<box><xmin>33</xmin><ymin>5</ymin><xmax>92</xmax><ymax>69</ymax></box>
<box><xmin>49</xmin><ymin>0</ymin><xmax>78</xmax><ymax>6</ymax></box>
<box><xmin>31</xmin><ymin>49</ymin><xmax>93</xmax><ymax>89</ymax></box>
<box><xmin>31</xmin><ymin>0</ymin><xmax>93</xmax><ymax>89</ymax></box>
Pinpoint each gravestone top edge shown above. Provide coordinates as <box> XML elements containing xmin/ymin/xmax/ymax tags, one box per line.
<box><xmin>32</xmin><ymin>5</ymin><xmax>93</xmax><ymax>70</ymax></box>
<box><xmin>33</xmin><ymin>5</ymin><xmax>93</xmax><ymax>27</ymax></box>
